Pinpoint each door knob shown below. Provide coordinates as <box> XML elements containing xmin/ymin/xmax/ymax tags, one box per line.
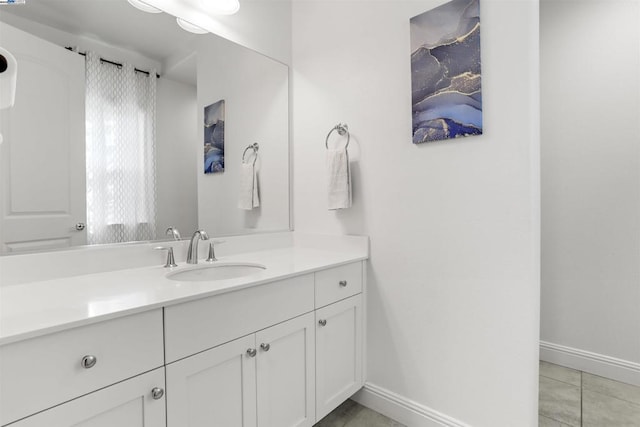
<box><xmin>318</xmin><ymin>319</ymin><xmax>327</xmax><ymax>327</ymax></box>
<box><xmin>260</xmin><ymin>343</ymin><xmax>270</xmax><ymax>352</ymax></box>
<box><xmin>75</xmin><ymin>222</ymin><xmax>86</xmax><ymax>231</ymax></box>
<box><xmin>246</xmin><ymin>348</ymin><xmax>257</xmax><ymax>357</ymax></box>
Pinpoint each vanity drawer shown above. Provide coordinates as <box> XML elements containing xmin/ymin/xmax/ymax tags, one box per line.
<box><xmin>164</xmin><ymin>274</ymin><xmax>314</xmax><ymax>363</ymax></box>
<box><xmin>315</xmin><ymin>262</ymin><xmax>362</xmax><ymax>308</ymax></box>
<box><xmin>0</xmin><ymin>309</ymin><xmax>164</xmax><ymax>426</ymax></box>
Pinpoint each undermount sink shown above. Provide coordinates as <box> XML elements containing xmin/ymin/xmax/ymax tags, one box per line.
<box><xmin>167</xmin><ymin>263</ymin><xmax>266</xmax><ymax>282</ymax></box>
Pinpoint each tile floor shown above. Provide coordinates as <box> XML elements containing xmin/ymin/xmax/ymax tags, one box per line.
<box><xmin>539</xmin><ymin>361</ymin><xmax>640</xmax><ymax>426</ymax></box>
<box><xmin>314</xmin><ymin>399</ymin><xmax>405</xmax><ymax>427</ymax></box>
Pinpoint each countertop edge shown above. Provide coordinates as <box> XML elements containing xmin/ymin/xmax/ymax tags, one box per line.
<box><xmin>0</xmin><ymin>252</ymin><xmax>368</xmax><ymax>347</ymax></box>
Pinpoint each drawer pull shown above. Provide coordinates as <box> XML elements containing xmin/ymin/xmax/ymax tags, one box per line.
<box><xmin>339</xmin><ymin>280</ymin><xmax>348</xmax><ymax>287</ymax></box>
<box><xmin>151</xmin><ymin>387</ymin><xmax>164</xmax><ymax>400</ymax></box>
<box><xmin>80</xmin><ymin>355</ymin><xmax>97</xmax><ymax>369</ymax></box>
<box><xmin>260</xmin><ymin>343</ymin><xmax>271</xmax><ymax>352</ymax></box>
<box><xmin>318</xmin><ymin>319</ymin><xmax>327</xmax><ymax>327</ymax></box>
<box><xmin>246</xmin><ymin>348</ymin><xmax>257</xmax><ymax>357</ymax></box>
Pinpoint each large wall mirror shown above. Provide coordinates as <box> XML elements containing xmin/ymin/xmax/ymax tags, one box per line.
<box><xmin>0</xmin><ymin>0</ymin><xmax>290</xmax><ymax>254</ymax></box>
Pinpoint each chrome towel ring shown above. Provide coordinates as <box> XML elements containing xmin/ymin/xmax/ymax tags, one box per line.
<box><xmin>325</xmin><ymin>123</ymin><xmax>350</xmax><ymax>149</ymax></box>
<box><xmin>242</xmin><ymin>143</ymin><xmax>259</xmax><ymax>166</ymax></box>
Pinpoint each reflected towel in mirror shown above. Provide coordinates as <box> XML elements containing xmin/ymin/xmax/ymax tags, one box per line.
<box><xmin>238</xmin><ymin>163</ymin><xmax>259</xmax><ymax>210</ymax></box>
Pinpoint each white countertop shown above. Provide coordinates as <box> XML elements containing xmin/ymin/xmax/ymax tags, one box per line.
<box><xmin>0</xmin><ymin>235</ymin><xmax>368</xmax><ymax>346</ymax></box>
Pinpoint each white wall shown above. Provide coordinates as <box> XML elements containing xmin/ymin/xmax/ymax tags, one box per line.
<box><xmin>292</xmin><ymin>1</ymin><xmax>540</xmax><ymax>426</ymax></box>
<box><xmin>196</xmin><ymin>35</ymin><xmax>290</xmax><ymax>237</ymax></box>
<box><xmin>540</xmin><ymin>0</ymin><xmax>640</xmax><ymax>385</ymax></box>
<box><xmin>156</xmin><ymin>78</ymin><xmax>198</xmax><ymax>237</ymax></box>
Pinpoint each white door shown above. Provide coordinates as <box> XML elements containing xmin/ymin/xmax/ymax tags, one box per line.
<box><xmin>0</xmin><ymin>22</ymin><xmax>86</xmax><ymax>253</ymax></box>
<box><xmin>166</xmin><ymin>334</ymin><xmax>258</xmax><ymax>427</ymax></box>
<box><xmin>315</xmin><ymin>295</ymin><xmax>363</xmax><ymax>421</ymax></box>
<box><xmin>256</xmin><ymin>312</ymin><xmax>315</xmax><ymax>427</ymax></box>
<box><xmin>9</xmin><ymin>368</ymin><xmax>165</xmax><ymax>427</ymax></box>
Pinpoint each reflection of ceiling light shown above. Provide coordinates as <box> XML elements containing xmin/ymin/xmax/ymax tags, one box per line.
<box><xmin>127</xmin><ymin>0</ymin><xmax>162</xmax><ymax>14</ymax></box>
<box><xmin>200</xmin><ymin>0</ymin><xmax>240</xmax><ymax>15</ymax></box>
<box><xmin>176</xmin><ymin>18</ymin><xmax>208</xmax><ymax>34</ymax></box>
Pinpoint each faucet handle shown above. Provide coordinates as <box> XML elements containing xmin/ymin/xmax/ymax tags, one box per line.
<box><xmin>195</xmin><ymin>229</ymin><xmax>210</xmax><ymax>240</ymax></box>
<box><xmin>166</xmin><ymin>227</ymin><xmax>181</xmax><ymax>241</ymax></box>
<box><xmin>154</xmin><ymin>246</ymin><xmax>177</xmax><ymax>268</ymax></box>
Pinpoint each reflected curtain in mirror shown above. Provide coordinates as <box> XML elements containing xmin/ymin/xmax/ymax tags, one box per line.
<box><xmin>85</xmin><ymin>51</ymin><xmax>157</xmax><ymax>244</ymax></box>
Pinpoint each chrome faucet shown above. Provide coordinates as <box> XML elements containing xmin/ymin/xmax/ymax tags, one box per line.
<box><xmin>186</xmin><ymin>230</ymin><xmax>209</xmax><ymax>264</ymax></box>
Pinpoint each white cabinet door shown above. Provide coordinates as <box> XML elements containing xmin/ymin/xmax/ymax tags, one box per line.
<box><xmin>166</xmin><ymin>334</ymin><xmax>257</xmax><ymax>427</ymax></box>
<box><xmin>255</xmin><ymin>312</ymin><xmax>315</xmax><ymax>427</ymax></box>
<box><xmin>315</xmin><ymin>294</ymin><xmax>363</xmax><ymax>421</ymax></box>
<box><xmin>8</xmin><ymin>368</ymin><xmax>165</xmax><ymax>427</ymax></box>
<box><xmin>0</xmin><ymin>23</ymin><xmax>86</xmax><ymax>253</ymax></box>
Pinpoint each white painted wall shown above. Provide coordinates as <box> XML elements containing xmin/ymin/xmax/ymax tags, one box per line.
<box><xmin>292</xmin><ymin>1</ymin><xmax>540</xmax><ymax>426</ymax></box>
<box><xmin>156</xmin><ymin>78</ymin><xmax>198</xmax><ymax>237</ymax></box>
<box><xmin>196</xmin><ymin>34</ymin><xmax>290</xmax><ymax>237</ymax></box>
<box><xmin>540</xmin><ymin>0</ymin><xmax>640</xmax><ymax>384</ymax></box>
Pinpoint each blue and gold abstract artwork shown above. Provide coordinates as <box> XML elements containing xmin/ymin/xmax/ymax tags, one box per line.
<box><xmin>410</xmin><ymin>0</ymin><xmax>482</xmax><ymax>144</ymax></box>
<box><xmin>204</xmin><ymin>99</ymin><xmax>225</xmax><ymax>174</ymax></box>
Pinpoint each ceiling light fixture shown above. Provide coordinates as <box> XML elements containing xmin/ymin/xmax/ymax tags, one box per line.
<box><xmin>176</xmin><ymin>18</ymin><xmax>208</xmax><ymax>34</ymax></box>
<box><xmin>200</xmin><ymin>0</ymin><xmax>240</xmax><ymax>15</ymax></box>
<box><xmin>127</xmin><ymin>0</ymin><xmax>162</xmax><ymax>14</ymax></box>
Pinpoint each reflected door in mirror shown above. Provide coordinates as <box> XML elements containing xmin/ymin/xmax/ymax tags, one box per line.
<box><xmin>0</xmin><ymin>23</ymin><xmax>86</xmax><ymax>253</ymax></box>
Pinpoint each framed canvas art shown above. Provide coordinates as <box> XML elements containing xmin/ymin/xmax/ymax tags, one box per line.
<box><xmin>410</xmin><ymin>0</ymin><xmax>482</xmax><ymax>143</ymax></box>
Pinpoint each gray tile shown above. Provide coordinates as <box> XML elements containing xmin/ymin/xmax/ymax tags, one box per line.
<box><xmin>345</xmin><ymin>406</ymin><xmax>405</xmax><ymax>427</ymax></box>
<box><xmin>583</xmin><ymin>390</ymin><xmax>640</xmax><ymax>427</ymax></box>
<box><xmin>315</xmin><ymin>400</ymin><xmax>357</xmax><ymax>427</ymax></box>
<box><xmin>539</xmin><ymin>415</ymin><xmax>572</xmax><ymax>427</ymax></box>
<box><xmin>539</xmin><ymin>361</ymin><xmax>582</xmax><ymax>386</ymax></box>
<box><xmin>314</xmin><ymin>400</ymin><xmax>405</xmax><ymax>427</ymax></box>
<box><xmin>539</xmin><ymin>376</ymin><xmax>581</xmax><ymax>427</ymax></box>
<box><xmin>583</xmin><ymin>372</ymin><xmax>640</xmax><ymax>406</ymax></box>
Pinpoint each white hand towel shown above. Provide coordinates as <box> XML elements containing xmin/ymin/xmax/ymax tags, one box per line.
<box><xmin>238</xmin><ymin>163</ymin><xmax>259</xmax><ymax>210</ymax></box>
<box><xmin>327</xmin><ymin>148</ymin><xmax>351</xmax><ymax>210</ymax></box>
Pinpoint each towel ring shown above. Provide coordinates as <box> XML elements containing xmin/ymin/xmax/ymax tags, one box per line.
<box><xmin>242</xmin><ymin>143</ymin><xmax>259</xmax><ymax>166</ymax></box>
<box><xmin>325</xmin><ymin>123</ymin><xmax>350</xmax><ymax>150</ymax></box>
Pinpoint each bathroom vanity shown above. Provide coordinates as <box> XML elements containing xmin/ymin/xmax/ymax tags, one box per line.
<box><xmin>0</xmin><ymin>233</ymin><xmax>368</xmax><ymax>427</ymax></box>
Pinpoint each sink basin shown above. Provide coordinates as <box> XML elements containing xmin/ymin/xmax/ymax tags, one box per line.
<box><xmin>167</xmin><ymin>263</ymin><xmax>266</xmax><ymax>282</ymax></box>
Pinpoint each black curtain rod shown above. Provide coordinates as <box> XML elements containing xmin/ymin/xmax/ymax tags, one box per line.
<box><xmin>65</xmin><ymin>47</ymin><xmax>160</xmax><ymax>79</ymax></box>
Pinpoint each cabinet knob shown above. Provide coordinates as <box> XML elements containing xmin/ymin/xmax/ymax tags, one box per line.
<box><xmin>260</xmin><ymin>343</ymin><xmax>271</xmax><ymax>352</ymax></box>
<box><xmin>339</xmin><ymin>280</ymin><xmax>347</xmax><ymax>287</ymax></box>
<box><xmin>81</xmin><ymin>355</ymin><xmax>97</xmax><ymax>369</ymax></box>
<box><xmin>151</xmin><ymin>387</ymin><xmax>164</xmax><ymax>400</ymax></box>
<box><xmin>246</xmin><ymin>348</ymin><xmax>257</xmax><ymax>357</ymax></box>
<box><xmin>318</xmin><ymin>319</ymin><xmax>327</xmax><ymax>327</ymax></box>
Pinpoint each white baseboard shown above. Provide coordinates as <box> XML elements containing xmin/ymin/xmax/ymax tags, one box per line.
<box><xmin>351</xmin><ymin>382</ymin><xmax>471</xmax><ymax>427</ymax></box>
<box><xmin>540</xmin><ymin>341</ymin><xmax>640</xmax><ymax>387</ymax></box>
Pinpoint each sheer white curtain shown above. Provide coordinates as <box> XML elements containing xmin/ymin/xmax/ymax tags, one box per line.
<box><xmin>85</xmin><ymin>51</ymin><xmax>157</xmax><ymax>244</ymax></box>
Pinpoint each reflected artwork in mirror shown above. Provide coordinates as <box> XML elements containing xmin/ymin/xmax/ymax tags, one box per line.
<box><xmin>0</xmin><ymin>0</ymin><xmax>290</xmax><ymax>254</ymax></box>
<box><xmin>204</xmin><ymin>99</ymin><xmax>225</xmax><ymax>174</ymax></box>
